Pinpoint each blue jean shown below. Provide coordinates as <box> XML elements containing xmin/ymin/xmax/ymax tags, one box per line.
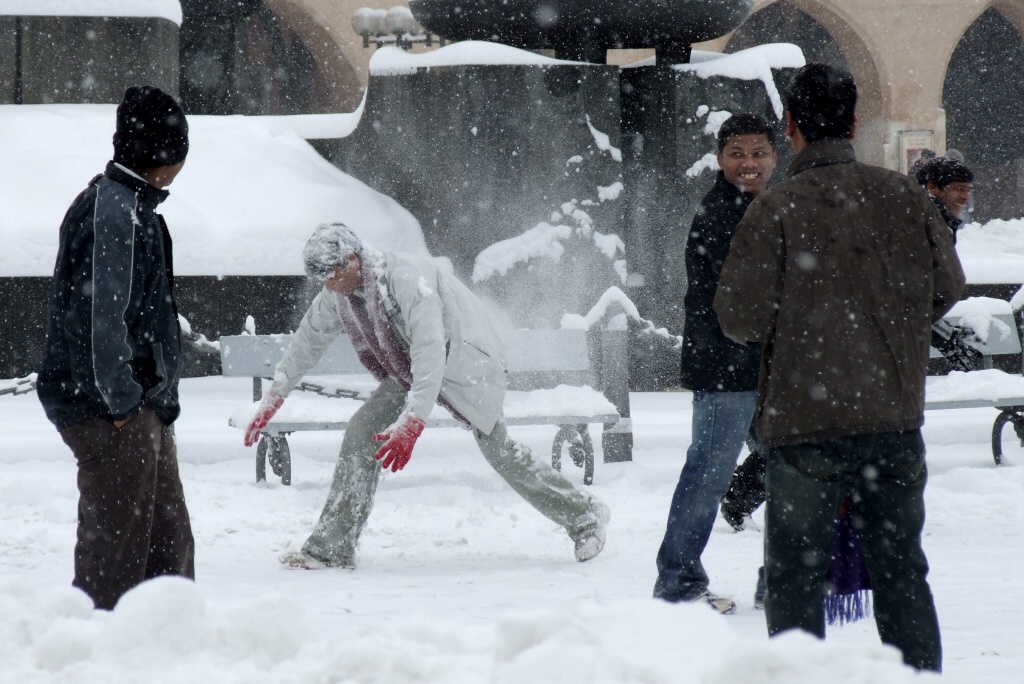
<box><xmin>654</xmin><ymin>390</ymin><xmax>758</xmax><ymax>602</ymax></box>
<box><xmin>765</xmin><ymin>429</ymin><xmax>941</xmax><ymax>672</ymax></box>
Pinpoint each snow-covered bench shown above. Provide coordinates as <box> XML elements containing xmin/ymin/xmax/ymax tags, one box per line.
<box><xmin>924</xmin><ymin>298</ymin><xmax>1024</xmax><ymax>464</ymax></box>
<box><xmin>221</xmin><ymin>329</ymin><xmax>625</xmax><ymax>485</ymax></box>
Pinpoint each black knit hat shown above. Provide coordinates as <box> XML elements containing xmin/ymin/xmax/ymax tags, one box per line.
<box><xmin>112</xmin><ymin>86</ymin><xmax>189</xmax><ymax>169</ymax></box>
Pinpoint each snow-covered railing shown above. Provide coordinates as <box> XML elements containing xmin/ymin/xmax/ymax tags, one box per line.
<box><xmin>0</xmin><ymin>373</ymin><xmax>36</xmax><ymax>396</ymax></box>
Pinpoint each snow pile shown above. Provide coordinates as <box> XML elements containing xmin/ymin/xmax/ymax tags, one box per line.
<box><xmin>926</xmin><ymin>368</ymin><xmax>1024</xmax><ymax>405</ymax></box>
<box><xmin>947</xmin><ymin>297</ymin><xmax>1015</xmax><ymax>345</ymax></box>
<box><xmin>0</xmin><ymin>0</ymin><xmax>181</xmax><ymax>24</ymax></box>
<box><xmin>956</xmin><ymin>218</ymin><xmax>1024</xmax><ymax>285</ymax></box>
<box><xmin>0</xmin><ymin>105</ymin><xmax>425</xmax><ymax>277</ymax></box>
<box><xmin>0</xmin><ymin>576</ymin><xmax>931</xmax><ymax>683</ymax></box>
<box><xmin>673</xmin><ymin>44</ymin><xmax>807</xmax><ymax>119</ymax></box>
<box><xmin>0</xmin><ymin>379</ymin><xmax>1017</xmax><ymax>681</ymax></box>
<box><xmin>473</xmin><ymin>198</ymin><xmax>627</xmax><ymax>285</ymax></box>
<box><xmin>370</xmin><ymin>41</ymin><xmax>582</xmax><ymax>76</ymax></box>
<box><xmin>561</xmin><ymin>286</ymin><xmax>682</xmax><ymax>347</ymax></box>
<box><xmin>585</xmin><ymin>115</ymin><xmax>623</xmax><ymax>162</ymax></box>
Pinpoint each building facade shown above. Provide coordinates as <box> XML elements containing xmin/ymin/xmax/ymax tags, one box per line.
<box><xmin>274</xmin><ymin>0</ymin><xmax>1024</xmax><ymax>221</ymax></box>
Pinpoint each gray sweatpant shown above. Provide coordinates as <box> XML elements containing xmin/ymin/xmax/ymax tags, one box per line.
<box><xmin>302</xmin><ymin>378</ymin><xmax>602</xmax><ymax>564</ymax></box>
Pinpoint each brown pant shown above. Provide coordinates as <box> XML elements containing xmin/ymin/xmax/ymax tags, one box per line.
<box><xmin>60</xmin><ymin>406</ymin><xmax>195</xmax><ymax>610</ymax></box>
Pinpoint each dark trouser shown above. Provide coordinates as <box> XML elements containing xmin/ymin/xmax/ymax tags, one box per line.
<box><xmin>764</xmin><ymin>429</ymin><xmax>941</xmax><ymax>672</ymax></box>
<box><xmin>60</xmin><ymin>406</ymin><xmax>195</xmax><ymax>610</ymax></box>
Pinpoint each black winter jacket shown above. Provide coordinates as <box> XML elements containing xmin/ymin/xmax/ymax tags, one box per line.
<box><xmin>38</xmin><ymin>163</ymin><xmax>182</xmax><ymax>431</ymax></box>
<box><xmin>930</xmin><ymin>194</ymin><xmax>963</xmax><ymax>243</ymax></box>
<box><xmin>680</xmin><ymin>172</ymin><xmax>762</xmax><ymax>392</ymax></box>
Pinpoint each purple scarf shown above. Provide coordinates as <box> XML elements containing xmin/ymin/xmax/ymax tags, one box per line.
<box><xmin>824</xmin><ymin>498</ymin><xmax>872</xmax><ymax>626</ymax></box>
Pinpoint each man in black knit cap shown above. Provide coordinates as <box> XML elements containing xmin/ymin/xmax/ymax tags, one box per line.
<box><xmin>38</xmin><ymin>86</ymin><xmax>194</xmax><ymax>610</ymax></box>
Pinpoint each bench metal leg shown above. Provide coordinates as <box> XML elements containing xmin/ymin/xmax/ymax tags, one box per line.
<box><xmin>256</xmin><ymin>435</ymin><xmax>292</xmax><ymax>485</ymax></box>
<box><xmin>551</xmin><ymin>424</ymin><xmax>594</xmax><ymax>485</ymax></box>
<box><xmin>991</xmin><ymin>408</ymin><xmax>1024</xmax><ymax>466</ymax></box>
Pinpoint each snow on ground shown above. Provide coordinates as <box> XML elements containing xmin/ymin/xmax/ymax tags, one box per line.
<box><xmin>1</xmin><ymin>379</ymin><xmax>1021</xmax><ymax>682</ymax></box>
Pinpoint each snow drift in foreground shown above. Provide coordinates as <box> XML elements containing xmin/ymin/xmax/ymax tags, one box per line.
<box><xmin>1</xmin><ymin>576</ymin><xmax>929</xmax><ymax>684</ymax></box>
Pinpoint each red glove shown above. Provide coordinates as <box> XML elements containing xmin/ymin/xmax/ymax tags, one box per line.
<box><xmin>244</xmin><ymin>392</ymin><xmax>285</xmax><ymax>447</ymax></box>
<box><xmin>372</xmin><ymin>414</ymin><xmax>426</xmax><ymax>472</ymax></box>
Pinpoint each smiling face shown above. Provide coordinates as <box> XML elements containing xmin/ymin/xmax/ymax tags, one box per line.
<box><xmin>929</xmin><ymin>181</ymin><xmax>972</xmax><ymax>219</ymax></box>
<box><xmin>717</xmin><ymin>133</ymin><xmax>778</xmax><ymax>197</ymax></box>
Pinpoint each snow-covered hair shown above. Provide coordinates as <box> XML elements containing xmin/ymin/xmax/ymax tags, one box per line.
<box><xmin>302</xmin><ymin>223</ymin><xmax>382</xmax><ymax>280</ymax></box>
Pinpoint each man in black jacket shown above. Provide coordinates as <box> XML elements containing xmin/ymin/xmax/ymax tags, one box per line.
<box><xmin>653</xmin><ymin>113</ymin><xmax>777</xmax><ymax>613</ymax></box>
<box><xmin>917</xmin><ymin>156</ymin><xmax>974</xmax><ymax>244</ymax></box>
<box><xmin>38</xmin><ymin>86</ymin><xmax>195</xmax><ymax>610</ymax></box>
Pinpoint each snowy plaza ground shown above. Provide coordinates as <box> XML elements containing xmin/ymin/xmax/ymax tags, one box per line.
<box><xmin>1</xmin><ymin>377</ymin><xmax>1021</xmax><ymax>683</ymax></box>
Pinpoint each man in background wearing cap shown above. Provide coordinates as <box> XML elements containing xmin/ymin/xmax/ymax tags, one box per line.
<box><xmin>38</xmin><ymin>86</ymin><xmax>194</xmax><ymax>610</ymax></box>
<box><xmin>917</xmin><ymin>156</ymin><xmax>975</xmax><ymax>243</ymax></box>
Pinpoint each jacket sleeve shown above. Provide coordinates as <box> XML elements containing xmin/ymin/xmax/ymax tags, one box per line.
<box><xmin>270</xmin><ymin>289</ymin><xmax>345</xmax><ymax>397</ymax></box>
<box><xmin>714</xmin><ymin>196</ymin><xmax>785</xmax><ymax>345</ymax></box>
<box><xmin>923</xmin><ymin>197</ymin><xmax>966</xmax><ymax>321</ymax></box>
<box><xmin>71</xmin><ymin>195</ymin><xmax>144</xmax><ymax>419</ymax></box>
<box><xmin>390</xmin><ymin>262</ymin><xmax>447</xmax><ymax>423</ymax></box>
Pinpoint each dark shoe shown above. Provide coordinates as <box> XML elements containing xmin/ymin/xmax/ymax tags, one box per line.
<box><xmin>754</xmin><ymin>566</ymin><xmax>766</xmax><ymax>610</ymax></box>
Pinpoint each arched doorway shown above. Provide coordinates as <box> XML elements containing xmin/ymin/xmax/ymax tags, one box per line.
<box><xmin>944</xmin><ymin>6</ymin><xmax>1024</xmax><ymax>221</ymax></box>
<box><xmin>180</xmin><ymin>0</ymin><xmax>360</xmax><ymax>115</ymax></box>
<box><xmin>726</xmin><ymin>0</ymin><xmax>885</xmax><ymax>165</ymax></box>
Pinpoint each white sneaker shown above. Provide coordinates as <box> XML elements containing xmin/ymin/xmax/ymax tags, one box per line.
<box><xmin>695</xmin><ymin>591</ymin><xmax>737</xmax><ymax>615</ymax></box>
<box><xmin>279</xmin><ymin>550</ymin><xmax>354</xmax><ymax>570</ymax></box>
<box><xmin>574</xmin><ymin>500</ymin><xmax>611</xmax><ymax>562</ymax></box>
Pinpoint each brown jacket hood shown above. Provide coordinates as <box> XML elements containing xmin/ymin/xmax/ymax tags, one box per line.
<box><xmin>713</xmin><ymin>139</ymin><xmax>966</xmax><ymax>448</ymax></box>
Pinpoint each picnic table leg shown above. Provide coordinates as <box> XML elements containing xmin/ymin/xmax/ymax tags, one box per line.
<box><xmin>991</xmin><ymin>408</ymin><xmax>1024</xmax><ymax>466</ymax></box>
<box><xmin>256</xmin><ymin>435</ymin><xmax>292</xmax><ymax>485</ymax></box>
<box><xmin>268</xmin><ymin>437</ymin><xmax>292</xmax><ymax>486</ymax></box>
<box><xmin>551</xmin><ymin>424</ymin><xmax>595</xmax><ymax>485</ymax></box>
<box><xmin>256</xmin><ymin>437</ymin><xmax>268</xmax><ymax>482</ymax></box>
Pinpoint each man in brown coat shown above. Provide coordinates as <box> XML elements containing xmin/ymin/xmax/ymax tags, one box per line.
<box><xmin>714</xmin><ymin>63</ymin><xmax>964</xmax><ymax>672</ymax></box>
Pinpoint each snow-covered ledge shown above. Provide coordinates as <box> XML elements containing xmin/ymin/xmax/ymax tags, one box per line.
<box><xmin>0</xmin><ymin>0</ymin><xmax>182</xmax><ymax>25</ymax></box>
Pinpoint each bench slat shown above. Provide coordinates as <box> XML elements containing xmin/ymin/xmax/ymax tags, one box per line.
<box><xmin>221</xmin><ymin>329</ymin><xmax>594</xmax><ymax>377</ymax></box>
<box><xmin>252</xmin><ymin>414</ymin><xmax>621</xmax><ymax>436</ymax></box>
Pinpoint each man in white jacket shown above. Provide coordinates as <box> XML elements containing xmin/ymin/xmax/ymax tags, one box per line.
<box><xmin>244</xmin><ymin>224</ymin><xmax>610</xmax><ymax>569</ymax></box>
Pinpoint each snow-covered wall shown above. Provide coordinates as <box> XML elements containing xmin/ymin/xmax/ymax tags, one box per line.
<box><xmin>0</xmin><ymin>105</ymin><xmax>425</xmax><ymax>277</ymax></box>
<box><xmin>0</xmin><ymin>0</ymin><xmax>181</xmax><ymax>24</ymax></box>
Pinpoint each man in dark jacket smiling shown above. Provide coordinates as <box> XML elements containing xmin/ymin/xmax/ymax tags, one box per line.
<box><xmin>38</xmin><ymin>86</ymin><xmax>195</xmax><ymax>610</ymax></box>
<box><xmin>715</xmin><ymin>64</ymin><xmax>964</xmax><ymax>672</ymax></box>
<box><xmin>653</xmin><ymin>113</ymin><xmax>777</xmax><ymax>614</ymax></box>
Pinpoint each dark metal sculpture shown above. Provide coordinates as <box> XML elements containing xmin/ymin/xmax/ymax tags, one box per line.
<box><xmin>408</xmin><ymin>0</ymin><xmax>755</xmax><ymax>63</ymax></box>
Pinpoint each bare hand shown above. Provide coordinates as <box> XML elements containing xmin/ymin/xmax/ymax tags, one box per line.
<box><xmin>113</xmin><ymin>418</ymin><xmax>130</xmax><ymax>429</ymax></box>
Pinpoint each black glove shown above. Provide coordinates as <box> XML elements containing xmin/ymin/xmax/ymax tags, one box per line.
<box><xmin>720</xmin><ymin>450</ymin><xmax>767</xmax><ymax>531</ymax></box>
<box><xmin>931</xmin><ymin>320</ymin><xmax>983</xmax><ymax>372</ymax></box>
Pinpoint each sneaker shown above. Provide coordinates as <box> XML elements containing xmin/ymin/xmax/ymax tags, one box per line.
<box><xmin>695</xmin><ymin>591</ymin><xmax>737</xmax><ymax>615</ymax></box>
<box><xmin>574</xmin><ymin>500</ymin><xmax>611</xmax><ymax>562</ymax></box>
<box><xmin>279</xmin><ymin>550</ymin><xmax>354</xmax><ymax>570</ymax></box>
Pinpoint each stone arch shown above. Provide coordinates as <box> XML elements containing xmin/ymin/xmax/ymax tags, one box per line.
<box><xmin>179</xmin><ymin>0</ymin><xmax>363</xmax><ymax>114</ymax></box>
<box><xmin>725</xmin><ymin>0</ymin><xmax>888</xmax><ymax>165</ymax></box>
<box><xmin>942</xmin><ymin>4</ymin><xmax>1024</xmax><ymax>220</ymax></box>
<box><xmin>264</xmin><ymin>0</ymin><xmax>364</xmax><ymax>111</ymax></box>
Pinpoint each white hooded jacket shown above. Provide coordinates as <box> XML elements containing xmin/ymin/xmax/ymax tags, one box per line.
<box><xmin>270</xmin><ymin>252</ymin><xmax>509</xmax><ymax>435</ymax></box>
